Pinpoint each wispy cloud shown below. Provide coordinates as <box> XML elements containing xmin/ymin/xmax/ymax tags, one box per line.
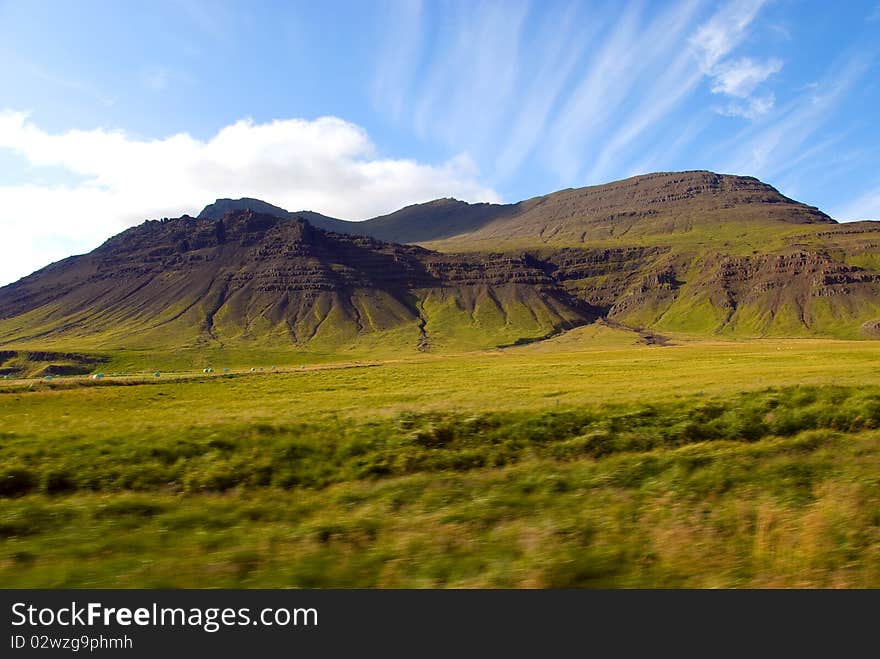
<box><xmin>0</xmin><ymin>49</ymin><xmax>118</xmax><ymax>108</ymax></box>
<box><xmin>375</xmin><ymin>1</ymin><xmax>594</xmax><ymax>185</ymax></box>
<box><xmin>375</xmin><ymin>0</ymin><xmax>782</xmax><ymax>191</ymax></box>
<box><xmin>710</xmin><ymin>57</ymin><xmax>782</xmax><ymax>97</ymax></box>
<box><xmin>411</xmin><ymin>1</ymin><xmax>531</xmax><ymax>156</ymax></box>
<box><xmin>715</xmin><ymin>49</ymin><xmax>874</xmax><ymax>180</ymax></box>
<box><xmin>579</xmin><ymin>0</ymin><xmax>781</xmax><ymax>183</ymax></box>
<box><xmin>545</xmin><ymin>2</ymin><xmax>645</xmax><ymax>181</ymax></box>
<box><xmin>773</xmin><ymin>136</ymin><xmax>862</xmax><ymax>202</ymax></box>
<box><xmin>492</xmin><ymin>2</ymin><xmax>593</xmax><ymax>181</ymax></box>
<box><xmin>689</xmin><ymin>0</ymin><xmax>767</xmax><ymax>71</ymax></box>
<box><xmin>583</xmin><ymin>0</ymin><xmax>707</xmax><ymax>183</ymax></box>
<box><xmin>687</xmin><ymin>1</ymin><xmax>782</xmax><ymax>121</ymax></box>
<box><xmin>715</xmin><ymin>93</ymin><xmax>776</xmax><ymax>119</ymax></box>
<box><xmin>833</xmin><ymin>182</ymin><xmax>880</xmax><ymax>221</ymax></box>
<box><xmin>0</xmin><ymin>112</ymin><xmax>498</xmax><ymax>285</ymax></box>
<box><xmin>371</xmin><ymin>0</ymin><xmax>424</xmax><ymax>122</ymax></box>
<box><xmin>565</xmin><ymin>0</ymin><xmax>771</xmax><ymax>183</ymax></box>
<box><xmin>626</xmin><ymin>114</ymin><xmax>713</xmax><ymax>178</ymax></box>
<box><xmin>767</xmin><ymin>22</ymin><xmax>792</xmax><ymax>40</ymax></box>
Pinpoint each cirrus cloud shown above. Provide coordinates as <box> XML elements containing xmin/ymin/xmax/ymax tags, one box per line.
<box><xmin>710</xmin><ymin>57</ymin><xmax>783</xmax><ymax>98</ymax></box>
<box><xmin>715</xmin><ymin>93</ymin><xmax>776</xmax><ymax>120</ymax></box>
<box><xmin>0</xmin><ymin>112</ymin><xmax>499</xmax><ymax>285</ymax></box>
<box><xmin>687</xmin><ymin>0</ymin><xmax>782</xmax><ymax>120</ymax></box>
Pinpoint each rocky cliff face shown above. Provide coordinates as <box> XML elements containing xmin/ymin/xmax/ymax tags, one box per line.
<box><xmin>689</xmin><ymin>251</ymin><xmax>880</xmax><ymax>327</ymax></box>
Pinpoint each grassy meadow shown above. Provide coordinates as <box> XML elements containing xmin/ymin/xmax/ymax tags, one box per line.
<box><xmin>2</xmin><ymin>326</ymin><xmax>880</xmax><ymax>587</ymax></box>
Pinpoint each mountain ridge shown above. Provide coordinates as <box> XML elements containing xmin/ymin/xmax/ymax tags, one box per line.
<box><xmin>3</xmin><ymin>170</ymin><xmax>880</xmax><ymax>359</ymax></box>
<box><xmin>196</xmin><ymin>170</ymin><xmax>836</xmax><ymax>247</ymax></box>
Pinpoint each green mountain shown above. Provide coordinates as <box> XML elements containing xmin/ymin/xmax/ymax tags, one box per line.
<box><xmin>0</xmin><ymin>210</ymin><xmax>594</xmax><ymax>360</ymax></box>
<box><xmin>3</xmin><ymin>171</ymin><xmax>880</xmax><ymax>369</ymax></box>
<box><xmin>194</xmin><ymin>171</ymin><xmax>880</xmax><ymax>340</ymax></box>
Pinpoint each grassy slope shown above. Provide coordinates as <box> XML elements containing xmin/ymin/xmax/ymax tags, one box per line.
<box><xmin>3</xmin><ymin>217</ymin><xmax>880</xmax><ymax>354</ymax></box>
<box><xmin>428</xmin><ymin>220</ymin><xmax>880</xmax><ymax>340</ymax></box>
<box><xmin>2</xmin><ymin>334</ymin><xmax>880</xmax><ymax>587</ymax></box>
<box><xmin>0</xmin><ymin>285</ymin><xmax>583</xmax><ymax>370</ymax></box>
<box><xmin>424</xmin><ymin>217</ymin><xmax>826</xmax><ymax>254</ymax></box>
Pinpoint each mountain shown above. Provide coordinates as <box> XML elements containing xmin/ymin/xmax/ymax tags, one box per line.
<box><xmin>196</xmin><ymin>195</ymin><xmax>502</xmax><ymax>242</ymax></box>
<box><xmin>0</xmin><ymin>210</ymin><xmax>595</xmax><ymax>355</ymax></box>
<box><xmin>198</xmin><ymin>197</ymin><xmax>354</xmax><ymax>235</ymax></box>
<box><xmin>197</xmin><ymin>171</ymin><xmax>836</xmax><ymax>247</ymax></box>
<box><xmin>2</xmin><ymin>171</ymin><xmax>880</xmax><ymax>362</ymax></box>
<box><xmin>421</xmin><ymin>170</ymin><xmax>835</xmax><ymax>250</ymax></box>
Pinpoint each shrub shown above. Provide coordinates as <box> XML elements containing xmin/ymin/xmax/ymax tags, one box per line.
<box><xmin>0</xmin><ymin>467</ymin><xmax>37</xmax><ymax>497</ymax></box>
<box><xmin>41</xmin><ymin>469</ymin><xmax>77</xmax><ymax>495</ymax></box>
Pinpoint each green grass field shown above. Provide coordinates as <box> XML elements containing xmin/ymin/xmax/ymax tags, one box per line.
<box><xmin>2</xmin><ymin>329</ymin><xmax>880</xmax><ymax>587</ymax></box>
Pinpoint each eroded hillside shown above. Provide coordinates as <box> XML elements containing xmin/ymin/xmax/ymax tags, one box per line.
<box><xmin>3</xmin><ymin>171</ymin><xmax>880</xmax><ymax>353</ymax></box>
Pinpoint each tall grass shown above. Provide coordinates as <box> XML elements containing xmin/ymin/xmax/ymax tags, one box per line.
<box><xmin>1</xmin><ymin>386</ymin><xmax>878</xmax><ymax>496</ymax></box>
<box><xmin>2</xmin><ymin>385</ymin><xmax>880</xmax><ymax>587</ymax></box>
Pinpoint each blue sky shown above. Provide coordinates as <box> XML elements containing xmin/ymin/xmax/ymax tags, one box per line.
<box><xmin>0</xmin><ymin>0</ymin><xmax>879</xmax><ymax>284</ymax></box>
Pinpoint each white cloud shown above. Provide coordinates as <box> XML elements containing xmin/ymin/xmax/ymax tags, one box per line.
<box><xmin>715</xmin><ymin>50</ymin><xmax>872</xmax><ymax>180</ymax></box>
<box><xmin>710</xmin><ymin>57</ymin><xmax>782</xmax><ymax>98</ymax></box>
<box><xmin>689</xmin><ymin>0</ymin><xmax>767</xmax><ymax>72</ymax></box>
<box><xmin>0</xmin><ymin>112</ymin><xmax>499</xmax><ymax>285</ymax></box>
<box><xmin>715</xmin><ymin>93</ymin><xmax>776</xmax><ymax>119</ymax></box>
<box><xmin>688</xmin><ymin>1</ymin><xmax>782</xmax><ymax>121</ymax></box>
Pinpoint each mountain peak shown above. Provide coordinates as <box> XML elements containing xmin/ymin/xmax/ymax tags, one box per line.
<box><xmin>190</xmin><ymin>171</ymin><xmax>834</xmax><ymax>249</ymax></box>
<box><xmin>198</xmin><ymin>197</ymin><xmax>291</xmax><ymax>221</ymax></box>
